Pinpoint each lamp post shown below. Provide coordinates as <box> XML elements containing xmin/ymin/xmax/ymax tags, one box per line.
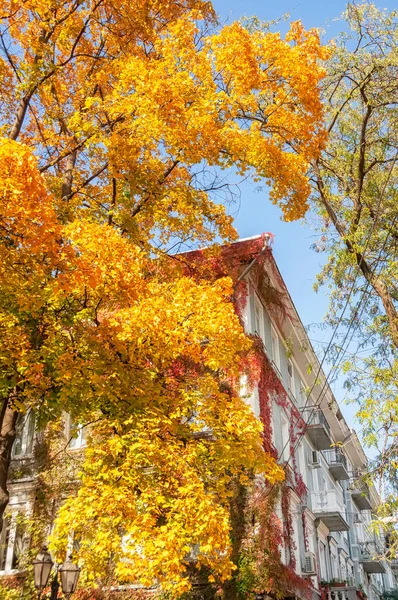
<box><xmin>33</xmin><ymin>547</ymin><xmax>53</xmax><ymax>600</ymax></box>
<box><xmin>59</xmin><ymin>556</ymin><xmax>81</xmax><ymax>599</ymax></box>
<box><xmin>33</xmin><ymin>548</ymin><xmax>80</xmax><ymax>600</ymax></box>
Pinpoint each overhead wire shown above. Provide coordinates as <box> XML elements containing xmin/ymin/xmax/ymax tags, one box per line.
<box><xmin>292</xmin><ymin>208</ymin><xmax>398</xmax><ymax>460</ymax></box>
<box><xmin>274</xmin><ymin>150</ymin><xmax>398</xmax><ymax>470</ymax></box>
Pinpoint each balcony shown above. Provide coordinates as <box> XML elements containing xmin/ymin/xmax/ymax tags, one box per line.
<box><xmin>301</xmin><ymin>407</ymin><xmax>332</xmax><ymax>450</ymax></box>
<box><xmin>349</xmin><ymin>478</ymin><xmax>372</xmax><ymax>511</ymax></box>
<box><xmin>310</xmin><ymin>490</ymin><xmax>349</xmax><ymax>532</ymax></box>
<box><xmin>391</xmin><ymin>559</ymin><xmax>398</xmax><ymax>572</ymax></box>
<box><xmin>323</xmin><ymin>449</ymin><xmax>350</xmax><ymax>481</ymax></box>
<box><xmin>358</xmin><ymin>540</ymin><xmax>386</xmax><ymax>574</ymax></box>
<box><xmin>326</xmin><ymin>586</ymin><xmax>359</xmax><ymax>600</ymax></box>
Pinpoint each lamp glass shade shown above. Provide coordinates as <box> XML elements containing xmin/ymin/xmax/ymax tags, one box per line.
<box><xmin>59</xmin><ymin>557</ymin><xmax>80</xmax><ymax>595</ymax></box>
<box><xmin>33</xmin><ymin>547</ymin><xmax>53</xmax><ymax>589</ymax></box>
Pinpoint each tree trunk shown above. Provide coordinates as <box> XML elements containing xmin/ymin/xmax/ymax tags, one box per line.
<box><xmin>0</xmin><ymin>400</ymin><xmax>18</xmax><ymax>531</ymax></box>
<box><xmin>369</xmin><ymin>275</ymin><xmax>398</xmax><ymax>348</ymax></box>
<box><xmin>61</xmin><ymin>149</ymin><xmax>77</xmax><ymax>203</ymax></box>
<box><xmin>313</xmin><ymin>163</ymin><xmax>398</xmax><ymax>350</ymax></box>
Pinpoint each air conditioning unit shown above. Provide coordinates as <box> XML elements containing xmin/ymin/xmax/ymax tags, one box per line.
<box><xmin>353</xmin><ymin>513</ymin><xmax>362</xmax><ymax>524</ymax></box>
<box><xmin>303</xmin><ymin>552</ymin><xmax>317</xmax><ymax>575</ymax></box>
<box><xmin>308</xmin><ymin>450</ymin><xmax>321</xmax><ymax>468</ymax></box>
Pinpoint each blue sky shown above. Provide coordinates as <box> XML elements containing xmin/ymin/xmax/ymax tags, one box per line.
<box><xmin>212</xmin><ymin>0</ymin><xmax>350</xmax><ymax>33</ymax></box>
<box><xmin>209</xmin><ymin>0</ymin><xmax>396</xmax><ymax>440</ymax></box>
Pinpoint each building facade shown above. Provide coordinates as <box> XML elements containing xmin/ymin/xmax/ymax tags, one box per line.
<box><xmin>237</xmin><ymin>235</ymin><xmax>396</xmax><ymax>600</ymax></box>
<box><xmin>0</xmin><ymin>235</ymin><xmax>396</xmax><ymax>600</ymax></box>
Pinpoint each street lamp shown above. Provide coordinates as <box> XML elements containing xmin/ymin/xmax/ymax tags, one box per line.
<box><xmin>59</xmin><ymin>556</ymin><xmax>81</xmax><ymax>598</ymax></box>
<box><xmin>33</xmin><ymin>548</ymin><xmax>80</xmax><ymax>599</ymax></box>
<box><xmin>33</xmin><ymin>547</ymin><xmax>53</xmax><ymax>597</ymax></box>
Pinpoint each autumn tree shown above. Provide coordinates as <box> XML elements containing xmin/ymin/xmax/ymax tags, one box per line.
<box><xmin>309</xmin><ymin>2</ymin><xmax>398</xmax><ymax>491</ymax></box>
<box><xmin>0</xmin><ymin>0</ymin><xmax>328</xmax><ymax>593</ymax></box>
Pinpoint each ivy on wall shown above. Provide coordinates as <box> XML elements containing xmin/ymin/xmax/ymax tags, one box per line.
<box><xmin>1</xmin><ymin>236</ymin><xmax>313</xmax><ymax>600</ymax></box>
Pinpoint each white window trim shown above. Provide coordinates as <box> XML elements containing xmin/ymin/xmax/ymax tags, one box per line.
<box><xmin>271</xmin><ymin>326</ymin><xmax>281</xmax><ymax>372</ymax></box>
<box><xmin>65</xmin><ymin>414</ymin><xmax>87</xmax><ymax>450</ymax></box>
<box><xmin>254</xmin><ymin>294</ymin><xmax>264</xmax><ymax>340</ymax></box>
<box><xmin>0</xmin><ymin>513</ymin><xmax>18</xmax><ymax>574</ymax></box>
<box><xmin>281</xmin><ymin>414</ymin><xmax>290</xmax><ymax>462</ymax></box>
<box><xmin>11</xmin><ymin>411</ymin><xmax>35</xmax><ymax>459</ymax></box>
<box><xmin>287</xmin><ymin>359</ymin><xmax>294</xmax><ymax>394</ymax></box>
<box><xmin>299</xmin><ymin>378</ymin><xmax>307</xmax><ymax>408</ymax></box>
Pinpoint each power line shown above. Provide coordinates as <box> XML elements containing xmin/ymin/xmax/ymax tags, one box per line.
<box><xmin>274</xmin><ymin>150</ymin><xmax>398</xmax><ymax>470</ymax></box>
<box><xmin>295</xmin><ymin>208</ymin><xmax>398</xmax><ymax>455</ymax></box>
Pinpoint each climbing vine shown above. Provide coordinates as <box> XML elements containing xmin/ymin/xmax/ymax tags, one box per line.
<box><xmin>1</xmin><ymin>235</ymin><xmax>312</xmax><ymax>600</ymax></box>
<box><xmin>223</xmin><ymin>235</ymin><xmax>311</xmax><ymax>599</ymax></box>
<box><xmin>235</xmin><ymin>342</ymin><xmax>310</xmax><ymax>599</ymax></box>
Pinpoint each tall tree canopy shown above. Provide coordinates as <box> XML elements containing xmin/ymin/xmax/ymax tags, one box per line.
<box><xmin>0</xmin><ymin>0</ymin><xmax>328</xmax><ymax>593</ymax></box>
<box><xmin>310</xmin><ymin>2</ymin><xmax>398</xmax><ymax>494</ymax></box>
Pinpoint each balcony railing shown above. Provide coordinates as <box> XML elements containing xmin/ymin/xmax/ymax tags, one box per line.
<box><xmin>323</xmin><ymin>449</ymin><xmax>350</xmax><ymax>481</ymax></box>
<box><xmin>358</xmin><ymin>537</ymin><xmax>386</xmax><ymax>574</ymax></box>
<box><xmin>301</xmin><ymin>406</ymin><xmax>330</xmax><ymax>430</ymax></box>
<box><xmin>349</xmin><ymin>477</ymin><xmax>372</xmax><ymax>511</ymax></box>
<box><xmin>359</xmin><ymin>538</ymin><xmax>384</xmax><ymax>558</ymax></box>
<box><xmin>300</xmin><ymin>407</ymin><xmax>332</xmax><ymax>450</ymax></box>
<box><xmin>326</xmin><ymin>587</ymin><xmax>358</xmax><ymax>600</ymax></box>
<box><xmin>310</xmin><ymin>490</ymin><xmax>349</xmax><ymax>531</ymax></box>
<box><xmin>391</xmin><ymin>558</ymin><xmax>398</xmax><ymax>572</ymax></box>
<box><xmin>324</xmin><ymin>449</ymin><xmax>347</xmax><ymax>469</ymax></box>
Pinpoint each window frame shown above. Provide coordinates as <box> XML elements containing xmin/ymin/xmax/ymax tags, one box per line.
<box><xmin>0</xmin><ymin>513</ymin><xmax>21</xmax><ymax>574</ymax></box>
<box><xmin>281</xmin><ymin>413</ymin><xmax>290</xmax><ymax>463</ymax></box>
<box><xmin>11</xmin><ymin>411</ymin><xmax>35</xmax><ymax>459</ymax></box>
<box><xmin>287</xmin><ymin>360</ymin><xmax>294</xmax><ymax>395</ymax></box>
<box><xmin>253</xmin><ymin>294</ymin><xmax>264</xmax><ymax>341</ymax></box>
<box><xmin>65</xmin><ymin>415</ymin><xmax>87</xmax><ymax>450</ymax></box>
<box><xmin>271</xmin><ymin>326</ymin><xmax>281</xmax><ymax>372</ymax></box>
<box><xmin>299</xmin><ymin>378</ymin><xmax>307</xmax><ymax>408</ymax></box>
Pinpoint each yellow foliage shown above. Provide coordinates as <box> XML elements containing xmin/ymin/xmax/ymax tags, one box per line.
<box><xmin>0</xmin><ymin>0</ymin><xmax>326</xmax><ymax>593</ymax></box>
<box><xmin>50</xmin><ymin>390</ymin><xmax>283</xmax><ymax>595</ymax></box>
<box><xmin>0</xmin><ymin>0</ymin><xmax>328</xmax><ymax>229</ymax></box>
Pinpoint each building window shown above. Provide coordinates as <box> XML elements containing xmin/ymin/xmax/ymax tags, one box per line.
<box><xmin>281</xmin><ymin>414</ymin><xmax>289</xmax><ymax>462</ymax></box>
<box><xmin>254</xmin><ymin>296</ymin><xmax>263</xmax><ymax>340</ymax></box>
<box><xmin>271</xmin><ymin>327</ymin><xmax>280</xmax><ymax>371</ymax></box>
<box><xmin>291</xmin><ymin>501</ymin><xmax>301</xmax><ymax>573</ymax></box>
<box><xmin>0</xmin><ymin>514</ymin><xmax>23</xmax><ymax>573</ymax></box>
<box><xmin>12</xmin><ymin>411</ymin><xmax>35</xmax><ymax>458</ymax></box>
<box><xmin>65</xmin><ymin>415</ymin><xmax>87</xmax><ymax>449</ymax></box>
<box><xmin>288</xmin><ymin>360</ymin><xmax>294</xmax><ymax>395</ymax></box>
<box><xmin>252</xmin><ymin>386</ymin><xmax>260</xmax><ymax>419</ymax></box>
<box><xmin>299</xmin><ymin>379</ymin><xmax>307</xmax><ymax>408</ymax></box>
<box><xmin>330</xmin><ymin>547</ymin><xmax>338</xmax><ymax>579</ymax></box>
<box><xmin>0</xmin><ymin>516</ymin><xmax>11</xmax><ymax>571</ymax></box>
<box><xmin>319</xmin><ymin>541</ymin><xmax>328</xmax><ymax>580</ymax></box>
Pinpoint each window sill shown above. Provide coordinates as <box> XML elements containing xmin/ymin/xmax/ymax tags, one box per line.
<box><xmin>11</xmin><ymin>453</ymin><xmax>34</xmax><ymax>461</ymax></box>
<box><xmin>0</xmin><ymin>568</ymin><xmax>21</xmax><ymax>576</ymax></box>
